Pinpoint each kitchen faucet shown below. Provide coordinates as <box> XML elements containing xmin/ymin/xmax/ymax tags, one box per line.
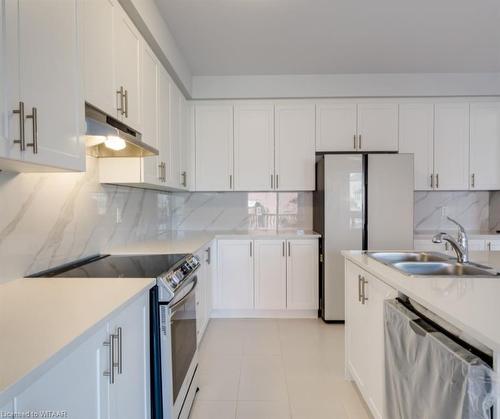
<box><xmin>432</xmin><ymin>217</ymin><xmax>469</xmax><ymax>263</ymax></box>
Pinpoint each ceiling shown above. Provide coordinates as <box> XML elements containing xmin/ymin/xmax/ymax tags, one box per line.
<box><xmin>155</xmin><ymin>0</ymin><xmax>500</xmax><ymax>76</ymax></box>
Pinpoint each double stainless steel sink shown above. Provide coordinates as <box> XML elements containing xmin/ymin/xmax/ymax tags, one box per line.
<box><xmin>367</xmin><ymin>252</ymin><xmax>499</xmax><ymax>277</ymax></box>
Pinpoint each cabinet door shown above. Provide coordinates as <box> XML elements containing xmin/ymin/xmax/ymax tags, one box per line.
<box><xmin>254</xmin><ymin>240</ymin><xmax>286</xmax><ymax>310</ymax></box>
<box><xmin>157</xmin><ymin>66</ymin><xmax>171</xmax><ymax>185</ymax></box>
<box><xmin>357</xmin><ymin>103</ymin><xmax>398</xmax><ymax>151</ymax></box>
<box><xmin>195</xmin><ymin>104</ymin><xmax>234</xmax><ymax>191</ymax></box>
<box><xmin>399</xmin><ymin>104</ymin><xmax>434</xmax><ymax>190</ymax></box>
<box><xmin>470</xmin><ymin>103</ymin><xmax>500</xmax><ymax>190</ymax></box>
<box><xmin>434</xmin><ymin>103</ymin><xmax>469</xmax><ymax>190</ymax></box>
<box><xmin>169</xmin><ymin>81</ymin><xmax>183</xmax><ymax>188</ymax></box>
<box><xmin>18</xmin><ymin>0</ymin><xmax>84</xmax><ymax>171</ymax></box>
<box><xmin>109</xmin><ymin>294</ymin><xmax>150</xmax><ymax>419</ymax></box>
<box><xmin>16</xmin><ymin>324</ymin><xmax>109</xmax><ymax>419</ymax></box>
<box><xmin>468</xmin><ymin>239</ymin><xmax>486</xmax><ymax>251</ymax></box>
<box><xmin>114</xmin><ymin>5</ymin><xmax>141</xmax><ymax>130</ymax></box>
<box><xmin>179</xmin><ymin>99</ymin><xmax>192</xmax><ymax>190</ymax></box>
<box><xmin>486</xmin><ymin>240</ymin><xmax>500</xmax><ymax>251</ymax></box>
<box><xmin>82</xmin><ymin>0</ymin><xmax>116</xmax><ymax>117</ymax></box>
<box><xmin>141</xmin><ymin>43</ymin><xmax>160</xmax><ymax>184</ymax></box>
<box><xmin>2</xmin><ymin>0</ymin><xmax>23</xmax><ymax>163</ymax></box>
<box><xmin>345</xmin><ymin>261</ymin><xmax>369</xmax><ymax>395</ymax></box>
<box><xmin>234</xmin><ymin>103</ymin><xmax>275</xmax><ymax>191</ymax></box>
<box><xmin>275</xmin><ymin>103</ymin><xmax>315</xmax><ymax>191</ymax></box>
<box><xmin>364</xmin><ymin>271</ymin><xmax>397</xmax><ymax>419</ymax></box>
<box><xmin>316</xmin><ymin>102</ymin><xmax>357</xmax><ymax>152</ymax></box>
<box><xmin>286</xmin><ymin>239</ymin><xmax>318</xmax><ymax>310</ymax></box>
<box><xmin>216</xmin><ymin>240</ymin><xmax>254</xmax><ymax>310</ymax></box>
<box><xmin>195</xmin><ymin>248</ymin><xmax>207</xmax><ymax>345</ymax></box>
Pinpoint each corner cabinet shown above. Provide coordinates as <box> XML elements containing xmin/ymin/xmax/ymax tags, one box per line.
<box><xmin>345</xmin><ymin>260</ymin><xmax>397</xmax><ymax>419</ymax></box>
<box><xmin>275</xmin><ymin>103</ymin><xmax>316</xmax><ymax>191</ymax></box>
<box><xmin>1</xmin><ymin>0</ymin><xmax>84</xmax><ymax>172</ymax></box>
<box><xmin>9</xmin><ymin>292</ymin><xmax>150</xmax><ymax>419</ymax></box>
<box><xmin>214</xmin><ymin>238</ymin><xmax>318</xmax><ymax>316</ymax></box>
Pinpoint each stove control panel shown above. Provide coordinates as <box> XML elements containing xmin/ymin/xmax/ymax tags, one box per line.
<box><xmin>161</xmin><ymin>254</ymin><xmax>200</xmax><ymax>296</ymax></box>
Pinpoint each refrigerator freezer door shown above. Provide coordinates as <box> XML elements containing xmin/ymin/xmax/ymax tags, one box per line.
<box><xmin>367</xmin><ymin>154</ymin><xmax>414</xmax><ymax>250</ymax></box>
<box><xmin>323</xmin><ymin>154</ymin><xmax>363</xmax><ymax>321</ymax></box>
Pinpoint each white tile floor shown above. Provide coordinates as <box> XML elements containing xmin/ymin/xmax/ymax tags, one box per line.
<box><xmin>189</xmin><ymin>319</ymin><xmax>371</xmax><ymax>419</ymax></box>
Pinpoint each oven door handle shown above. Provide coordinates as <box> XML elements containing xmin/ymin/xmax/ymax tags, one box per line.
<box><xmin>169</xmin><ymin>277</ymin><xmax>198</xmax><ymax>312</ymax></box>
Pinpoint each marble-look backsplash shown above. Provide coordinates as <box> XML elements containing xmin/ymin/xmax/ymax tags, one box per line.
<box><xmin>169</xmin><ymin>191</ymin><xmax>313</xmax><ymax>231</ymax></box>
<box><xmin>414</xmin><ymin>191</ymin><xmax>490</xmax><ymax>232</ymax></box>
<box><xmin>0</xmin><ymin>156</ymin><xmax>313</xmax><ymax>282</ymax></box>
<box><xmin>488</xmin><ymin>191</ymin><xmax>500</xmax><ymax>232</ymax></box>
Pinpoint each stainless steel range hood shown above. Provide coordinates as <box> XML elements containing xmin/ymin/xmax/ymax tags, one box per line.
<box><xmin>84</xmin><ymin>103</ymin><xmax>158</xmax><ymax>158</ymax></box>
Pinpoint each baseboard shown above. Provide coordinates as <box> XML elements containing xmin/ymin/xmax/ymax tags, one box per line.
<box><xmin>210</xmin><ymin>309</ymin><xmax>318</xmax><ymax>319</ymax></box>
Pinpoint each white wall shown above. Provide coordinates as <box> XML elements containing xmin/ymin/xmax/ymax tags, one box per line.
<box><xmin>192</xmin><ymin>73</ymin><xmax>500</xmax><ymax>99</ymax></box>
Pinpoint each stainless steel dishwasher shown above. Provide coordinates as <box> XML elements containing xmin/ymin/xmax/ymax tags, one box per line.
<box><xmin>384</xmin><ymin>299</ymin><xmax>497</xmax><ymax>419</ymax></box>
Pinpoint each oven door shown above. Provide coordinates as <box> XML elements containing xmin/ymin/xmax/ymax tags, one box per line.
<box><xmin>169</xmin><ymin>276</ymin><xmax>198</xmax><ymax>409</ymax></box>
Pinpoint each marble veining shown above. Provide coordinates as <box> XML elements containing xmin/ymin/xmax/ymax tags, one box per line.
<box><xmin>414</xmin><ymin>191</ymin><xmax>490</xmax><ymax>232</ymax></box>
<box><xmin>0</xmin><ymin>157</ymin><xmax>313</xmax><ymax>283</ymax></box>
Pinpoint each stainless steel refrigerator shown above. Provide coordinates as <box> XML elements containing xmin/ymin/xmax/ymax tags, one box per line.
<box><xmin>314</xmin><ymin>154</ymin><xmax>414</xmax><ymax>322</ymax></box>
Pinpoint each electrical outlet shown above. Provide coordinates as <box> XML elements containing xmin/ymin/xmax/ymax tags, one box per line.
<box><xmin>441</xmin><ymin>206</ymin><xmax>448</xmax><ymax>218</ymax></box>
<box><xmin>116</xmin><ymin>207</ymin><xmax>122</xmax><ymax>224</ymax></box>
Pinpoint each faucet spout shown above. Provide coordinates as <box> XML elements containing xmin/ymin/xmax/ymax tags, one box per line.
<box><xmin>432</xmin><ymin>230</ymin><xmax>469</xmax><ymax>263</ymax></box>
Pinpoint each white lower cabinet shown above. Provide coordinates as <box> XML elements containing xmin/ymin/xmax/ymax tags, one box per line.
<box><xmin>215</xmin><ymin>238</ymin><xmax>318</xmax><ymax>315</ymax></box>
<box><xmin>16</xmin><ymin>324</ymin><xmax>108</xmax><ymax>419</ymax></box>
<box><xmin>11</xmin><ymin>292</ymin><xmax>150</xmax><ymax>419</ymax></box>
<box><xmin>345</xmin><ymin>260</ymin><xmax>397</xmax><ymax>419</ymax></box>
<box><xmin>195</xmin><ymin>241</ymin><xmax>215</xmax><ymax>344</ymax></box>
<box><xmin>254</xmin><ymin>239</ymin><xmax>287</xmax><ymax>310</ymax></box>
<box><xmin>286</xmin><ymin>239</ymin><xmax>319</xmax><ymax>310</ymax></box>
<box><xmin>216</xmin><ymin>239</ymin><xmax>254</xmax><ymax>310</ymax></box>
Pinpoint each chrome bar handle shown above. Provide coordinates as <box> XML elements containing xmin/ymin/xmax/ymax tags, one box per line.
<box><xmin>361</xmin><ymin>277</ymin><xmax>368</xmax><ymax>304</ymax></box>
<box><xmin>103</xmin><ymin>333</ymin><xmax>116</xmax><ymax>384</ymax></box>
<box><xmin>471</xmin><ymin>173</ymin><xmax>475</xmax><ymax>188</ymax></box>
<box><xmin>116</xmin><ymin>327</ymin><xmax>123</xmax><ymax>374</ymax></box>
<box><xmin>26</xmin><ymin>107</ymin><xmax>38</xmax><ymax>154</ymax></box>
<box><xmin>353</xmin><ymin>134</ymin><xmax>357</xmax><ymax>150</ymax></box>
<box><xmin>271</xmin><ymin>174</ymin><xmax>274</xmax><ymax>189</ymax></box>
<box><xmin>206</xmin><ymin>247</ymin><xmax>211</xmax><ymax>264</ymax></box>
<box><xmin>158</xmin><ymin>163</ymin><xmax>163</xmax><ymax>181</ymax></box>
<box><xmin>358</xmin><ymin>134</ymin><xmax>362</xmax><ymax>150</ymax></box>
<box><xmin>116</xmin><ymin>86</ymin><xmax>125</xmax><ymax>115</ymax></box>
<box><xmin>430</xmin><ymin>174</ymin><xmax>434</xmax><ymax>188</ymax></box>
<box><xmin>282</xmin><ymin>241</ymin><xmax>285</xmax><ymax>257</ymax></box>
<box><xmin>124</xmin><ymin>89</ymin><xmax>129</xmax><ymax>118</ymax></box>
<box><xmin>13</xmin><ymin>101</ymin><xmax>25</xmax><ymax>150</ymax></box>
<box><xmin>288</xmin><ymin>241</ymin><xmax>291</xmax><ymax>257</ymax></box>
<box><xmin>181</xmin><ymin>171</ymin><xmax>187</xmax><ymax>187</ymax></box>
<box><xmin>358</xmin><ymin>274</ymin><xmax>362</xmax><ymax>302</ymax></box>
<box><xmin>249</xmin><ymin>241</ymin><xmax>253</xmax><ymax>257</ymax></box>
<box><xmin>229</xmin><ymin>174</ymin><xmax>233</xmax><ymax>189</ymax></box>
<box><xmin>436</xmin><ymin>173</ymin><xmax>439</xmax><ymax>189</ymax></box>
<box><xmin>488</xmin><ymin>241</ymin><xmax>492</xmax><ymax>251</ymax></box>
<box><xmin>276</xmin><ymin>174</ymin><xmax>279</xmax><ymax>190</ymax></box>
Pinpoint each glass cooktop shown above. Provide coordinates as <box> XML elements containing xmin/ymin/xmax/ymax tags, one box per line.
<box><xmin>28</xmin><ymin>254</ymin><xmax>188</xmax><ymax>279</ymax></box>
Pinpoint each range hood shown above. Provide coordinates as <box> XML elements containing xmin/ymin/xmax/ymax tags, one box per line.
<box><xmin>84</xmin><ymin>104</ymin><xmax>158</xmax><ymax>158</ymax></box>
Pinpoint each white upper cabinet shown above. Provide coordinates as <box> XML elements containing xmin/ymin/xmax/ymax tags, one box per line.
<box><xmin>195</xmin><ymin>104</ymin><xmax>234</xmax><ymax>191</ymax></box>
<box><xmin>399</xmin><ymin>103</ymin><xmax>434</xmax><ymax>190</ymax></box>
<box><xmin>82</xmin><ymin>0</ymin><xmax>116</xmax><ymax>117</ymax></box>
<box><xmin>234</xmin><ymin>103</ymin><xmax>275</xmax><ymax>191</ymax></box>
<box><xmin>357</xmin><ymin>103</ymin><xmax>398</xmax><ymax>152</ymax></box>
<box><xmin>254</xmin><ymin>239</ymin><xmax>287</xmax><ymax>310</ymax></box>
<box><xmin>169</xmin><ymin>81</ymin><xmax>183</xmax><ymax>189</ymax></box>
<box><xmin>141</xmin><ymin>43</ymin><xmax>159</xmax><ymax>184</ymax></box>
<box><xmin>286</xmin><ymin>239</ymin><xmax>318</xmax><ymax>310</ymax></box>
<box><xmin>470</xmin><ymin>103</ymin><xmax>500</xmax><ymax>190</ymax></box>
<box><xmin>114</xmin><ymin>4</ymin><xmax>141</xmax><ymax>130</ymax></box>
<box><xmin>2</xmin><ymin>0</ymin><xmax>84</xmax><ymax>172</ymax></box>
<box><xmin>434</xmin><ymin>103</ymin><xmax>470</xmax><ymax>190</ymax></box>
<box><xmin>275</xmin><ymin>103</ymin><xmax>315</xmax><ymax>191</ymax></box>
<box><xmin>216</xmin><ymin>240</ymin><xmax>254</xmax><ymax>310</ymax></box>
<box><xmin>316</xmin><ymin>102</ymin><xmax>357</xmax><ymax>152</ymax></box>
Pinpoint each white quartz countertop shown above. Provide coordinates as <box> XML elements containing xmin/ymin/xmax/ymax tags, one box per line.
<box><xmin>0</xmin><ymin>277</ymin><xmax>155</xmax><ymax>404</ymax></box>
<box><xmin>108</xmin><ymin>230</ymin><xmax>320</xmax><ymax>256</ymax></box>
<box><xmin>342</xmin><ymin>250</ymin><xmax>500</xmax><ymax>352</ymax></box>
